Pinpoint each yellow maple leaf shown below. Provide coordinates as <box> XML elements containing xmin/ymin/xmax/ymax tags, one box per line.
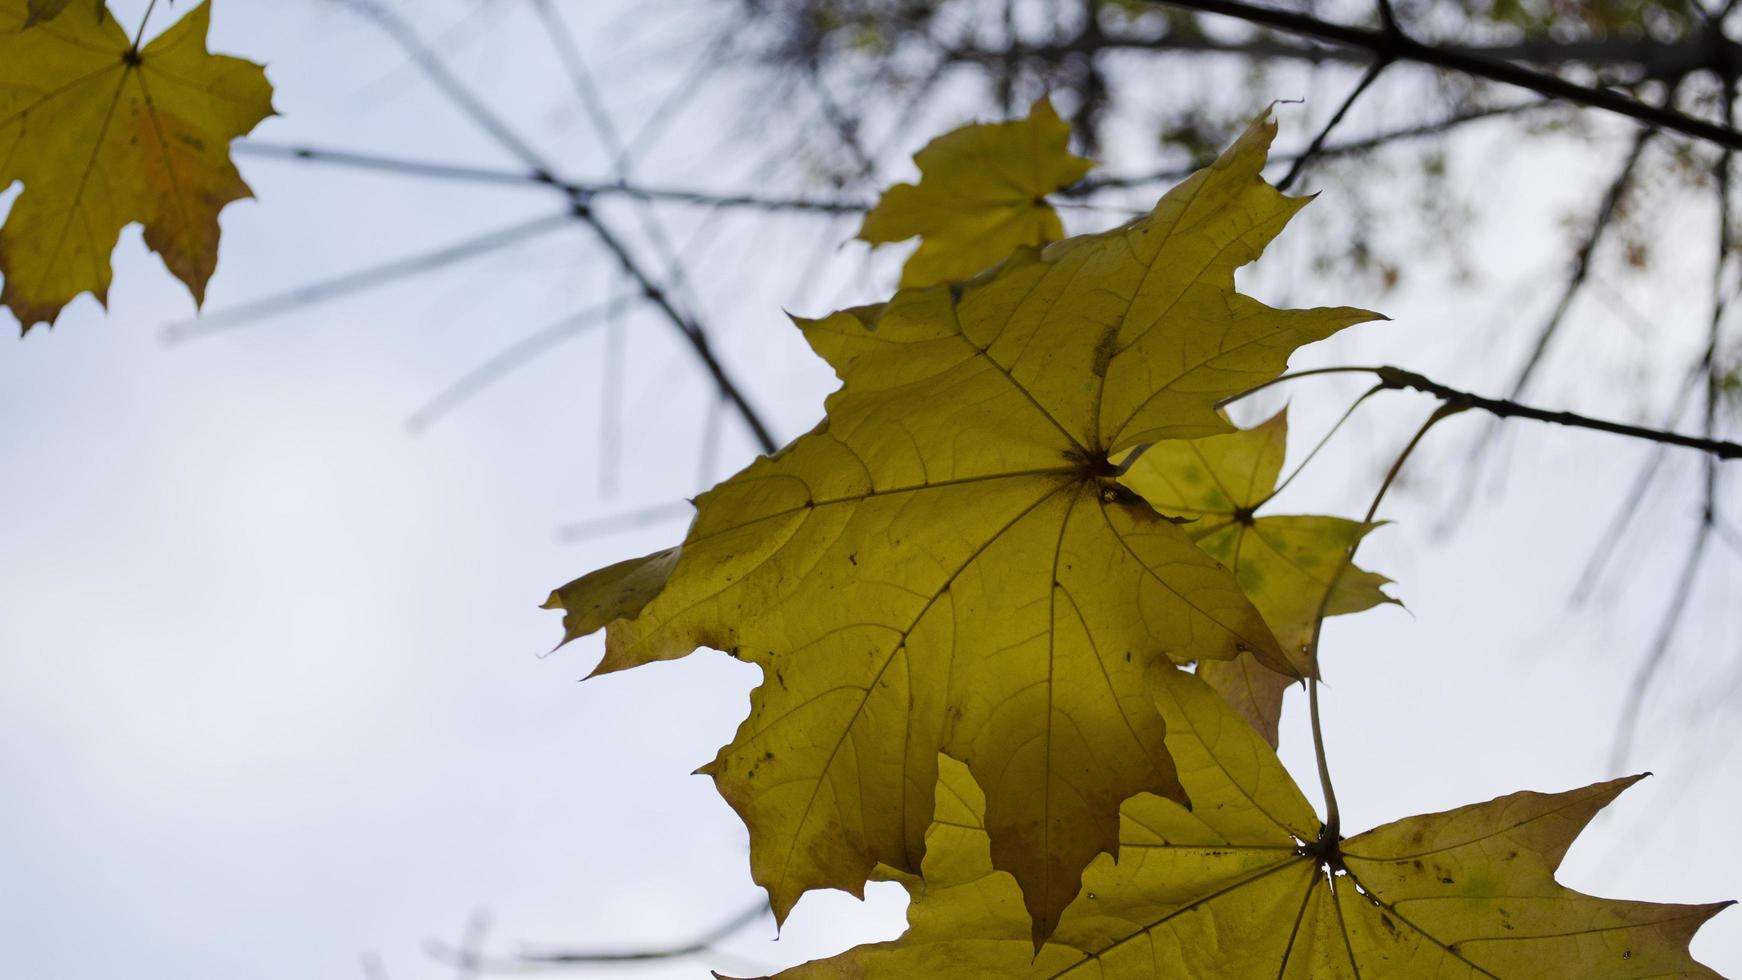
<box><xmin>0</xmin><ymin>0</ymin><xmax>274</xmax><ymax>331</ymax></box>
<box><xmin>857</xmin><ymin>96</ymin><xmax>1091</xmax><ymax>289</ymax></box>
<box><xmin>1120</xmin><ymin>408</ymin><xmax>1399</xmax><ymax>746</ymax></box>
<box><xmin>547</xmin><ymin>112</ymin><xmax>1380</xmax><ymax>943</ymax></box>
<box><xmin>23</xmin><ymin>0</ymin><xmax>75</xmax><ymax>26</ymax></box>
<box><xmin>755</xmin><ymin>666</ymin><xmax>1732</xmax><ymax>979</ymax></box>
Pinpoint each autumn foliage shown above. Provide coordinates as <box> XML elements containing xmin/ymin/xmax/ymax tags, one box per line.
<box><xmin>547</xmin><ymin>101</ymin><xmax>1734</xmax><ymax>976</ymax></box>
<box><xmin>0</xmin><ymin>3</ymin><xmax>1731</xmax><ymax>975</ymax></box>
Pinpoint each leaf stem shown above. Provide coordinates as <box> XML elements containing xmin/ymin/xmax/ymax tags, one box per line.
<box><xmin>129</xmin><ymin>0</ymin><xmax>159</xmax><ymax>49</ymax></box>
<box><xmin>1305</xmin><ymin>403</ymin><xmax>1462</xmax><ymax>841</ymax></box>
<box><xmin>1253</xmin><ymin>382</ymin><xmax>1385</xmax><ymax>510</ymax></box>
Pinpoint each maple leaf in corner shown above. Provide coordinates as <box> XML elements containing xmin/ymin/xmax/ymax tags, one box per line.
<box><xmin>0</xmin><ymin>0</ymin><xmax>275</xmax><ymax>331</ymax></box>
<box><xmin>754</xmin><ymin>667</ymin><xmax>1732</xmax><ymax>979</ymax></box>
<box><xmin>1120</xmin><ymin>409</ymin><xmax>1399</xmax><ymax>746</ymax></box>
<box><xmin>547</xmin><ymin>113</ymin><xmax>1380</xmax><ymax>944</ymax></box>
<box><xmin>857</xmin><ymin>96</ymin><xmax>1091</xmax><ymax>288</ymax></box>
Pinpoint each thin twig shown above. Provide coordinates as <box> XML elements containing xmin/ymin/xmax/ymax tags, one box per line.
<box><xmin>1076</xmin><ymin>99</ymin><xmax>1557</xmax><ymax>193</ymax></box>
<box><xmin>1253</xmin><ymin>383</ymin><xmax>1386</xmax><ymax>509</ymax></box>
<box><xmin>1222</xmin><ymin>364</ymin><xmax>1742</xmax><ymax>458</ymax></box>
<box><xmin>451</xmin><ymin>910</ymin><xmax>491</xmax><ymax>980</ymax></box>
<box><xmin>163</xmin><ymin>212</ymin><xmax>574</xmax><ymax>341</ymax></box>
<box><xmin>1277</xmin><ymin>57</ymin><xmax>1391</xmax><ymax>191</ymax></box>
<box><xmin>556</xmin><ymin>499</ymin><xmax>694</xmax><ymax>542</ymax></box>
<box><xmin>1569</xmin><ymin>360</ymin><xmax>1706</xmax><ymax>602</ymax></box>
<box><xmin>1373</xmin><ymin>365</ymin><xmax>1742</xmax><ymax>458</ymax></box>
<box><xmin>328</xmin><ymin>0</ymin><xmax>779</xmax><ymax>454</ymax></box>
<box><xmin>1612</xmin><ymin>72</ymin><xmax>1739</xmax><ymax>769</ymax></box>
<box><xmin>519</xmin><ymin>900</ymin><xmax>769</xmax><ymax>965</ymax></box>
<box><xmin>1610</xmin><ymin>522</ymin><xmax>1713</xmax><ymax>769</ymax></box>
<box><xmin>424</xmin><ymin>900</ymin><xmax>769</xmax><ymax>972</ymax></box>
<box><xmin>1374</xmin><ymin>0</ymin><xmax>1400</xmax><ymax>37</ymax></box>
<box><xmin>1438</xmin><ymin>123</ymin><xmax>1658</xmax><ymax>525</ymax></box>
<box><xmin>405</xmin><ymin>297</ymin><xmax>635</xmax><ymax>434</ymax></box>
<box><xmin>1504</xmin><ymin>125</ymin><xmax>1657</xmax><ymax>401</ymax></box>
<box><xmin>528</xmin><ymin>0</ymin><xmax>703</xmax><ymax>311</ymax></box>
<box><xmin>233</xmin><ymin>141</ymin><xmax>870</xmax><ymax>214</ymax></box>
<box><xmin>1140</xmin><ymin>0</ymin><xmax>1742</xmax><ymax>148</ymax></box>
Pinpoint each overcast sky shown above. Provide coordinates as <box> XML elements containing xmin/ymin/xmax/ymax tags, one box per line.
<box><xmin>1</xmin><ymin>1</ymin><xmax>1737</xmax><ymax>977</ymax></box>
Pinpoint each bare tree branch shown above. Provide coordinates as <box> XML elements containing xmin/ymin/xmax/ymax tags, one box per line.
<box><xmin>1224</xmin><ymin>364</ymin><xmax>1742</xmax><ymax>459</ymax></box>
<box><xmin>326</xmin><ymin>0</ymin><xmax>780</xmax><ymax>454</ymax></box>
<box><xmin>1136</xmin><ymin>0</ymin><xmax>1742</xmax><ymax>148</ymax></box>
<box><xmin>1277</xmin><ymin>56</ymin><xmax>1391</xmax><ymax>191</ymax></box>
<box><xmin>953</xmin><ymin>30</ymin><xmax>1737</xmax><ymax>86</ymax></box>
<box><xmin>1075</xmin><ymin>98</ymin><xmax>1558</xmax><ymax>193</ymax></box>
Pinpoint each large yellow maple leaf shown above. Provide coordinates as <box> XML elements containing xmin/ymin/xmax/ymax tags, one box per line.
<box><xmin>548</xmin><ymin>113</ymin><xmax>1379</xmax><ymax>942</ymax></box>
<box><xmin>757</xmin><ymin>666</ymin><xmax>1732</xmax><ymax>979</ymax></box>
<box><xmin>0</xmin><ymin>0</ymin><xmax>274</xmax><ymax>330</ymax></box>
<box><xmin>1120</xmin><ymin>409</ymin><xmax>1399</xmax><ymax>746</ymax></box>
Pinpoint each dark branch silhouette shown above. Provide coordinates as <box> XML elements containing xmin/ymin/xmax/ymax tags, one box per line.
<box><xmin>1276</xmin><ymin>56</ymin><xmax>1391</xmax><ymax>191</ymax></box>
<box><xmin>1227</xmin><ymin>365</ymin><xmax>1742</xmax><ymax>459</ymax></box>
<box><xmin>1075</xmin><ymin>99</ymin><xmax>1558</xmax><ymax>193</ymax></box>
<box><xmin>1139</xmin><ymin>0</ymin><xmax>1742</xmax><ymax>148</ymax></box>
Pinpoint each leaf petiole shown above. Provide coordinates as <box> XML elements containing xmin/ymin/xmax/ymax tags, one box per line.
<box><xmin>1305</xmin><ymin>402</ymin><xmax>1462</xmax><ymax>840</ymax></box>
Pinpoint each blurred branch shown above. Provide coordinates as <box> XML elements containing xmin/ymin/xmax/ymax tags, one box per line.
<box><xmin>326</xmin><ymin>0</ymin><xmax>780</xmax><ymax>454</ymax></box>
<box><xmin>1135</xmin><ymin>0</ymin><xmax>1742</xmax><ymax>148</ymax></box>
<box><xmin>1611</xmin><ymin>521</ymin><xmax>1712</xmax><ymax>768</ymax></box>
<box><xmin>164</xmin><ymin>212</ymin><xmax>574</xmax><ymax>341</ymax></box>
<box><xmin>405</xmin><ymin>297</ymin><xmax>636</xmax><ymax>434</ymax></box>
<box><xmin>955</xmin><ymin>31</ymin><xmax>1736</xmax><ymax>85</ymax></box>
<box><xmin>449</xmin><ymin>910</ymin><xmax>492</xmax><ymax>980</ymax></box>
<box><xmin>1570</xmin><ymin>358</ymin><xmax>1706</xmax><ymax>603</ymax></box>
<box><xmin>1075</xmin><ymin>98</ymin><xmax>1558</xmax><ymax>192</ymax></box>
<box><xmin>1504</xmin><ymin>126</ymin><xmax>1658</xmax><ymax>401</ymax></box>
<box><xmin>235</xmin><ymin>140</ymin><xmax>870</xmax><ymax>214</ymax></box>
<box><xmin>424</xmin><ymin>900</ymin><xmax>769</xmax><ymax>973</ymax></box>
<box><xmin>1437</xmin><ymin>115</ymin><xmax>1659</xmax><ymax>530</ymax></box>
<box><xmin>1613</xmin><ymin>72</ymin><xmax>1738</xmax><ymax>768</ymax></box>
<box><xmin>518</xmin><ymin>900</ymin><xmax>768</xmax><ymax>966</ymax></box>
<box><xmin>556</xmin><ymin>499</ymin><xmax>694</xmax><ymax>542</ymax></box>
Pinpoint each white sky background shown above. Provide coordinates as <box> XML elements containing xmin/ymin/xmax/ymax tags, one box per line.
<box><xmin>0</xmin><ymin>1</ymin><xmax>1738</xmax><ymax>977</ymax></box>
